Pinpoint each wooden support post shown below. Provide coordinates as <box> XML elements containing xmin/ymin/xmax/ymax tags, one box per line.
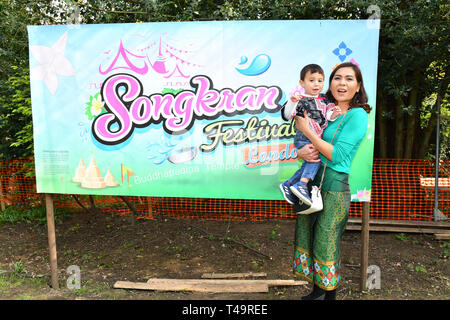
<box><xmin>360</xmin><ymin>202</ymin><xmax>370</xmax><ymax>291</ymax></box>
<box><xmin>45</xmin><ymin>194</ymin><xmax>59</xmax><ymax>289</ymax></box>
<box><xmin>148</xmin><ymin>197</ymin><xmax>153</xmax><ymax>217</ymax></box>
<box><xmin>0</xmin><ymin>178</ymin><xmax>5</xmax><ymax>211</ymax></box>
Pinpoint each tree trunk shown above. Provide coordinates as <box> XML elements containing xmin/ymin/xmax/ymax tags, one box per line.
<box><xmin>417</xmin><ymin>75</ymin><xmax>450</xmax><ymax>158</ymax></box>
<box><xmin>404</xmin><ymin>72</ymin><xmax>421</xmax><ymax>159</ymax></box>
<box><xmin>394</xmin><ymin>97</ymin><xmax>405</xmax><ymax>158</ymax></box>
<box><xmin>376</xmin><ymin>94</ymin><xmax>388</xmax><ymax>158</ymax></box>
<box><xmin>418</xmin><ymin>110</ymin><xmax>436</xmax><ymax>159</ymax></box>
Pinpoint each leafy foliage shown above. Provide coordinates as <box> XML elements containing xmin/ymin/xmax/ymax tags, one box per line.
<box><xmin>0</xmin><ymin>66</ymin><xmax>33</xmax><ymax>159</ymax></box>
<box><xmin>84</xmin><ymin>92</ymin><xmax>106</xmax><ymax>120</ymax></box>
<box><xmin>0</xmin><ymin>205</ymin><xmax>72</xmax><ymax>226</ymax></box>
<box><xmin>0</xmin><ymin>0</ymin><xmax>448</xmax><ymax>162</ymax></box>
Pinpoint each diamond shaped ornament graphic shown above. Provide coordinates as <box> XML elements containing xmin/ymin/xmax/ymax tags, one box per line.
<box><xmin>332</xmin><ymin>41</ymin><xmax>353</xmax><ymax>62</ymax></box>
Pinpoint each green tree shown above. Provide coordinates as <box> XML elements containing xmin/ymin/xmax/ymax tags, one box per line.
<box><xmin>0</xmin><ymin>0</ymin><xmax>448</xmax><ymax>161</ymax></box>
<box><xmin>373</xmin><ymin>0</ymin><xmax>449</xmax><ymax>159</ymax></box>
<box><xmin>0</xmin><ymin>66</ymin><xmax>33</xmax><ymax>159</ymax></box>
<box><xmin>0</xmin><ymin>0</ymin><xmax>40</xmax><ymax>160</ymax></box>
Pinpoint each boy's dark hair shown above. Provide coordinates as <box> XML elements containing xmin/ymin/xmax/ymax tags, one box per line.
<box><xmin>300</xmin><ymin>64</ymin><xmax>324</xmax><ymax>80</ymax></box>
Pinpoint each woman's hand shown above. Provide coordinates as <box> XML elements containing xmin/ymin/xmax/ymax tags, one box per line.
<box><xmin>330</xmin><ymin>106</ymin><xmax>342</xmax><ymax>120</ymax></box>
<box><xmin>294</xmin><ymin>112</ymin><xmax>311</xmax><ymax>135</ymax></box>
<box><xmin>297</xmin><ymin>144</ymin><xmax>320</xmax><ymax>163</ymax></box>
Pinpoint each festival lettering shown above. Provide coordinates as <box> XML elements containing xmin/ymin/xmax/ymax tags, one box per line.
<box><xmin>92</xmin><ymin>73</ymin><xmax>283</xmax><ymax>146</ymax></box>
<box><xmin>200</xmin><ymin>117</ymin><xmax>296</xmax><ymax>152</ymax></box>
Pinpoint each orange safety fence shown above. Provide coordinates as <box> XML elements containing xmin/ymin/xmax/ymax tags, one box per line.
<box><xmin>0</xmin><ymin>158</ymin><xmax>449</xmax><ymax>222</ymax></box>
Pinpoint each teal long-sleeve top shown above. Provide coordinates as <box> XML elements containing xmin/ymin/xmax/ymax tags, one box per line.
<box><xmin>320</xmin><ymin>107</ymin><xmax>368</xmax><ymax>174</ymax></box>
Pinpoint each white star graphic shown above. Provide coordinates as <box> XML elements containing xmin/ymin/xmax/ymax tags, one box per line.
<box><xmin>30</xmin><ymin>31</ymin><xmax>76</xmax><ymax>95</ymax></box>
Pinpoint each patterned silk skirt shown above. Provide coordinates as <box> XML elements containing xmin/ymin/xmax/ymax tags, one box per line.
<box><xmin>293</xmin><ymin>190</ymin><xmax>351</xmax><ymax>291</ymax></box>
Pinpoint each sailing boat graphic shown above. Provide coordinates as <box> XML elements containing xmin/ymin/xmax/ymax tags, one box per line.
<box><xmin>150</xmin><ymin>36</ymin><xmax>169</xmax><ymax>75</ymax></box>
<box><xmin>147</xmin><ymin>36</ymin><xmax>199</xmax><ymax>79</ymax></box>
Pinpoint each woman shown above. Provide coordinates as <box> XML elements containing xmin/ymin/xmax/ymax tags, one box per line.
<box><xmin>292</xmin><ymin>62</ymin><xmax>371</xmax><ymax>300</ymax></box>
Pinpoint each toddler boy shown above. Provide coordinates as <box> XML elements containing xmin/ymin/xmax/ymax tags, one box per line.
<box><xmin>279</xmin><ymin>64</ymin><xmax>341</xmax><ymax>206</ymax></box>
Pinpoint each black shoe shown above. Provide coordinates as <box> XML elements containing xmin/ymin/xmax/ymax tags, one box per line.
<box><xmin>300</xmin><ymin>285</ymin><xmax>326</xmax><ymax>300</ymax></box>
<box><xmin>280</xmin><ymin>181</ymin><xmax>298</xmax><ymax>205</ymax></box>
<box><xmin>325</xmin><ymin>289</ymin><xmax>337</xmax><ymax>300</ymax></box>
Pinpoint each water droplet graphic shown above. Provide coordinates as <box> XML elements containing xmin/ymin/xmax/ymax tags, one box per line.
<box><xmin>235</xmin><ymin>54</ymin><xmax>271</xmax><ymax>76</ymax></box>
<box><xmin>153</xmin><ymin>157</ymin><xmax>167</xmax><ymax>165</ymax></box>
<box><xmin>239</xmin><ymin>56</ymin><xmax>248</xmax><ymax>65</ymax></box>
<box><xmin>146</xmin><ymin>132</ymin><xmax>195</xmax><ymax>165</ymax></box>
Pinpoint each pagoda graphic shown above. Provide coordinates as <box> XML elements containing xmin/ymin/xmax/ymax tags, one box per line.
<box><xmin>99</xmin><ymin>39</ymin><xmax>148</xmax><ymax>75</ymax></box>
<box><xmin>99</xmin><ymin>35</ymin><xmax>202</xmax><ymax>78</ymax></box>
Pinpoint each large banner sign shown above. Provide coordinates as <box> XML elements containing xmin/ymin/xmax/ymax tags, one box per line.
<box><xmin>27</xmin><ymin>20</ymin><xmax>379</xmax><ymax>201</ymax></box>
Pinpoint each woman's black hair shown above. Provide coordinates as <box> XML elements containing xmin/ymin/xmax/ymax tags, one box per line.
<box><xmin>325</xmin><ymin>62</ymin><xmax>371</xmax><ymax>114</ymax></box>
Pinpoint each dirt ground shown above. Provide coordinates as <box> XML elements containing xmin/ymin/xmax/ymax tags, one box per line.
<box><xmin>0</xmin><ymin>210</ymin><xmax>449</xmax><ymax>301</ymax></box>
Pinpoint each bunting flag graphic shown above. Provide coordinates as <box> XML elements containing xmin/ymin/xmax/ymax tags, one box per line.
<box><xmin>121</xmin><ymin>164</ymin><xmax>135</xmax><ymax>184</ymax></box>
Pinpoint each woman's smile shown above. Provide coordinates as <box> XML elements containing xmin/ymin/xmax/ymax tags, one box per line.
<box><xmin>330</xmin><ymin>67</ymin><xmax>360</xmax><ymax>106</ymax></box>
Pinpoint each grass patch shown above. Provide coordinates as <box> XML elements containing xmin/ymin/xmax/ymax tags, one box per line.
<box><xmin>0</xmin><ymin>273</ymin><xmax>48</xmax><ymax>299</ymax></box>
<box><xmin>395</xmin><ymin>233</ymin><xmax>409</xmax><ymax>242</ymax></box>
<box><xmin>65</xmin><ymin>280</ymin><xmax>118</xmax><ymax>299</ymax></box>
<box><xmin>0</xmin><ymin>206</ymin><xmax>72</xmax><ymax>226</ymax></box>
<box><xmin>0</xmin><ymin>272</ymin><xmax>121</xmax><ymax>300</ymax></box>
